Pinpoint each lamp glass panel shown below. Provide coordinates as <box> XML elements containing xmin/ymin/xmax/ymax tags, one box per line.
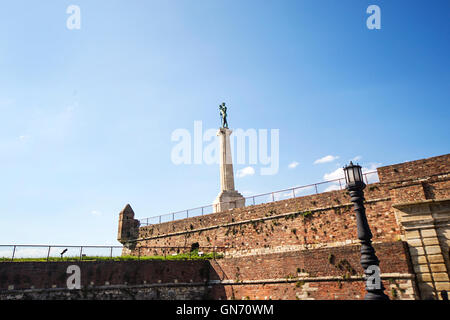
<box><xmin>347</xmin><ymin>167</ymin><xmax>355</xmax><ymax>183</ymax></box>
<box><xmin>357</xmin><ymin>168</ymin><xmax>363</xmax><ymax>182</ymax></box>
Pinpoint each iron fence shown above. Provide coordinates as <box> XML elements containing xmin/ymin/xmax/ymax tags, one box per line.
<box><xmin>139</xmin><ymin>171</ymin><xmax>379</xmax><ymax>226</ymax></box>
<box><xmin>0</xmin><ymin>244</ymin><xmax>226</xmax><ymax>262</ymax></box>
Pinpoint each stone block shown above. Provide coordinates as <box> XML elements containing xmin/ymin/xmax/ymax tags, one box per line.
<box><xmin>435</xmin><ymin>282</ymin><xmax>450</xmax><ymax>292</ymax></box>
<box><xmin>417</xmin><ymin>273</ymin><xmax>433</xmax><ymax>282</ymax></box>
<box><xmin>430</xmin><ymin>264</ymin><xmax>448</xmax><ymax>273</ymax></box>
<box><xmin>405</xmin><ymin>230</ymin><xmax>420</xmax><ymax>240</ymax></box>
<box><xmin>407</xmin><ymin>239</ymin><xmax>423</xmax><ymax>247</ymax></box>
<box><xmin>427</xmin><ymin>254</ymin><xmax>445</xmax><ymax>264</ymax></box>
<box><xmin>433</xmin><ymin>273</ymin><xmax>449</xmax><ymax>282</ymax></box>
<box><xmin>423</xmin><ymin>238</ymin><xmax>440</xmax><ymax>246</ymax></box>
<box><xmin>411</xmin><ymin>255</ymin><xmax>427</xmax><ymax>264</ymax></box>
<box><xmin>414</xmin><ymin>264</ymin><xmax>430</xmax><ymax>273</ymax></box>
<box><xmin>425</xmin><ymin>246</ymin><xmax>442</xmax><ymax>255</ymax></box>
<box><xmin>421</xmin><ymin>229</ymin><xmax>437</xmax><ymax>238</ymax></box>
<box><xmin>409</xmin><ymin>247</ymin><xmax>425</xmax><ymax>256</ymax></box>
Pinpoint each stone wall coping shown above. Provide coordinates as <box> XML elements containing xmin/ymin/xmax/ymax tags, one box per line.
<box><xmin>393</xmin><ymin>198</ymin><xmax>450</xmax><ymax>209</ymax></box>
<box><xmin>223</xmin><ymin>240</ymin><xmax>374</xmax><ymax>258</ymax></box>
<box><xmin>214</xmin><ymin>273</ymin><xmax>414</xmax><ymax>285</ymax></box>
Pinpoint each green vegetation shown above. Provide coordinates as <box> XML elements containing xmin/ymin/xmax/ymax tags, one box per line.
<box><xmin>302</xmin><ymin>211</ymin><xmax>313</xmax><ymax>218</ymax></box>
<box><xmin>0</xmin><ymin>250</ymin><xmax>223</xmax><ymax>262</ymax></box>
<box><xmin>391</xmin><ymin>288</ymin><xmax>398</xmax><ymax>299</ymax></box>
<box><xmin>328</xmin><ymin>253</ymin><xmax>335</xmax><ymax>265</ymax></box>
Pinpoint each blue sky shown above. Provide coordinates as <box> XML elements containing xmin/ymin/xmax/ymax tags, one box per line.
<box><xmin>0</xmin><ymin>1</ymin><xmax>449</xmax><ymax>247</ymax></box>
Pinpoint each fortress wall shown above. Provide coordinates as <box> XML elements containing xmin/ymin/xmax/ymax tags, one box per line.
<box><xmin>131</xmin><ymin>183</ymin><xmax>398</xmax><ymax>254</ymax></box>
<box><xmin>0</xmin><ymin>260</ymin><xmax>210</xmax><ymax>291</ymax></box>
<box><xmin>4</xmin><ymin>155</ymin><xmax>447</xmax><ymax>300</ymax></box>
<box><xmin>206</xmin><ymin>241</ymin><xmax>416</xmax><ymax>300</ymax></box>
<box><xmin>0</xmin><ymin>241</ymin><xmax>416</xmax><ymax>300</ymax></box>
<box><xmin>117</xmin><ymin>153</ymin><xmax>450</xmax><ymax>300</ymax></box>
<box><xmin>123</xmin><ymin>154</ymin><xmax>450</xmax><ymax>257</ymax></box>
<box><xmin>377</xmin><ymin>153</ymin><xmax>450</xmax><ymax>184</ymax></box>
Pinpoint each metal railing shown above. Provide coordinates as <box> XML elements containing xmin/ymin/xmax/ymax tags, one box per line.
<box><xmin>0</xmin><ymin>244</ymin><xmax>226</xmax><ymax>262</ymax></box>
<box><xmin>139</xmin><ymin>171</ymin><xmax>379</xmax><ymax>226</ymax></box>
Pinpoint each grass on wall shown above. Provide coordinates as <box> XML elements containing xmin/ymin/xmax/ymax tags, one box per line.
<box><xmin>0</xmin><ymin>250</ymin><xmax>223</xmax><ymax>262</ymax></box>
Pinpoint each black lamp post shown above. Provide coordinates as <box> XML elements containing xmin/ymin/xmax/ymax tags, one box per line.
<box><xmin>343</xmin><ymin>162</ymin><xmax>389</xmax><ymax>300</ymax></box>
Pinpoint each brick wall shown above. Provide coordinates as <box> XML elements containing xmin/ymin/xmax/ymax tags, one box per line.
<box><xmin>129</xmin><ymin>183</ymin><xmax>398</xmax><ymax>255</ymax></box>
<box><xmin>0</xmin><ymin>261</ymin><xmax>210</xmax><ymax>291</ymax></box>
<box><xmin>207</xmin><ymin>241</ymin><xmax>416</xmax><ymax>300</ymax></box>
<box><xmin>377</xmin><ymin>153</ymin><xmax>450</xmax><ymax>184</ymax></box>
<box><xmin>0</xmin><ymin>241</ymin><xmax>416</xmax><ymax>300</ymax></box>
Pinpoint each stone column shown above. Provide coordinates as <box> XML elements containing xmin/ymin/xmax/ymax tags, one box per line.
<box><xmin>393</xmin><ymin>200</ymin><xmax>450</xmax><ymax>300</ymax></box>
<box><xmin>213</xmin><ymin>128</ymin><xmax>245</xmax><ymax>213</ymax></box>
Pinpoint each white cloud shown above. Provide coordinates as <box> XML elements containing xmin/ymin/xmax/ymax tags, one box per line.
<box><xmin>324</xmin><ymin>167</ymin><xmax>345</xmax><ymax>181</ymax></box>
<box><xmin>324</xmin><ymin>183</ymin><xmax>342</xmax><ymax>192</ymax></box>
<box><xmin>18</xmin><ymin>135</ymin><xmax>31</xmax><ymax>142</ymax></box>
<box><xmin>236</xmin><ymin>166</ymin><xmax>255</xmax><ymax>178</ymax></box>
<box><xmin>323</xmin><ymin>163</ymin><xmax>381</xmax><ymax>184</ymax></box>
<box><xmin>274</xmin><ymin>191</ymin><xmax>295</xmax><ymax>201</ymax></box>
<box><xmin>91</xmin><ymin>210</ymin><xmax>102</xmax><ymax>216</ymax></box>
<box><xmin>362</xmin><ymin>163</ymin><xmax>381</xmax><ymax>184</ymax></box>
<box><xmin>351</xmin><ymin>155</ymin><xmax>362</xmax><ymax>162</ymax></box>
<box><xmin>288</xmin><ymin>161</ymin><xmax>299</xmax><ymax>169</ymax></box>
<box><xmin>314</xmin><ymin>155</ymin><xmax>339</xmax><ymax>164</ymax></box>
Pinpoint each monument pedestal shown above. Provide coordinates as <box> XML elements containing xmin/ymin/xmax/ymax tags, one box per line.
<box><xmin>213</xmin><ymin>190</ymin><xmax>245</xmax><ymax>212</ymax></box>
<box><xmin>213</xmin><ymin>127</ymin><xmax>245</xmax><ymax>213</ymax></box>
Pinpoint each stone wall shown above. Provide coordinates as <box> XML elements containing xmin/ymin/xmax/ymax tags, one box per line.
<box><xmin>5</xmin><ymin>154</ymin><xmax>447</xmax><ymax>300</ymax></box>
<box><xmin>116</xmin><ymin>153</ymin><xmax>450</xmax><ymax>300</ymax></box>
<box><xmin>207</xmin><ymin>241</ymin><xmax>416</xmax><ymax>300</ymax></box>
<box><xmin>128</xmin><ymin>183</ymin><xmax>397</xmax><ymax>254</ymax></box>
<box><xmin>0</xmin><ymin>260</ymin><xmax>210</xmax><ymax>291</ymax></box>
<box><xmin>0</xmin><ymin>241</ymin><xmax>415</xmax><ymax>300</ymax></box>
<box><xmin>0</xmin><ymin>260</ymin><xmax>212</xmax><ymax>300</ymax></box>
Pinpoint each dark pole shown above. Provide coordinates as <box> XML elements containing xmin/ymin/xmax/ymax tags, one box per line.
<box><xmin>345</xmin><ymin>163</ymin><xmax>389</xmax><ymax>300</ymax></box>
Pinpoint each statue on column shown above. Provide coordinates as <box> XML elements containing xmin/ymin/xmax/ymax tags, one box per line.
<box><xmin>219</xmin><ymin>102</ymin><xmax>228</xmax><ymax>129</ymax></box>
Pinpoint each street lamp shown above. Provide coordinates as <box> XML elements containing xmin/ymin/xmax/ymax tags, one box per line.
<box><xmin>344</xmin><ymin>162</ymin><xmax>389</xmax><ymax>300</ymax></box>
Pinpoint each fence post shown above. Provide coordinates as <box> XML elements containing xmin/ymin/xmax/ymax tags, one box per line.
<box><xmin>365</xmin><ymin>173</ymin><xmax>369</xmax><ymax>184</ymax></box>
<box><xmin>339</xmin><ymin>179</ymin><xmax>342</xmax><ymax>190</ymax></box>
<box><xmin>110</xmin><ymin>247</ymin><xmax>113</xmax><ymax>260</ymax></box>
<box><xmin>172</xmin><ymin>213</ymin><xmax>175</xmax><ymax>221</ymax></box>
<box><xmin>253</xmin><ymin>197</ymin><xmax>255</xmax><ymax>205</ymax></box>
<box><xmin>159</xmin><ymin>216</ymin><xmax>161</xmax><ymax>224</ymax></box>
<box><xmin>11</xmin><ymin>246</ymin><xmax>16</xmax><ymax>262</ymax></box>
<box><xmin>315</xmin><ymin>184</ymin><xmax>318</xmax><ymax>194</ymax></box>
<box><xmin>47</xmin><ymin>246</ymin><xmax>51</xmax><ymax>262</ymax></box>
<box><xmin>186</xmin><ymin>210</ymin><xmax>189</xmax><ymax>218</ymax></box>
<box><xmin>146</xmin><ymin>218</ymin><xmax>149</xmax><ymax>226</ymax></box>
<box><xmin>79</xmin><ymin>247</ymin><xmax>83</xmax><ymax>261</ymax></box>
<box><xmin>292</xmin><ymin>188</ymin><xmax>296</xmax><ymax>198</ymax></box>
<box><xmin>271</xmin><ymin>192</ymin><xmax>275</xmax><ymax>202</ymax></box>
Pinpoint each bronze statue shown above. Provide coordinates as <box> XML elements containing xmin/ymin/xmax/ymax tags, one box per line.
<box><xmin>219</xmin><ymin>102</ymin><xmax>228</xmax><ymax>128</ymax></box>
